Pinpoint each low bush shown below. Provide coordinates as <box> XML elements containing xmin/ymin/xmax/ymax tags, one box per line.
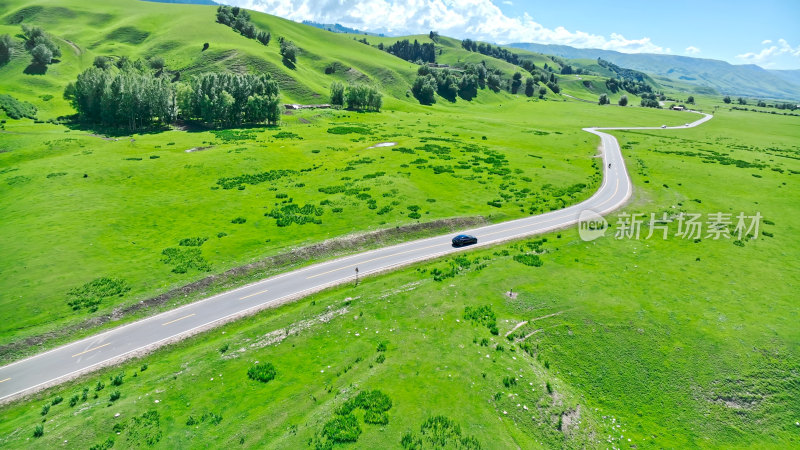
<box><xmin>179</xmin><ymin>237</ymin><xmax>207</xmax><ymax>247</ymax></box>
<box><xmin>247</xmin><ymin>362</ymin><xmax>276</xmax><ymax>383</ymax></box>
<box><xmin>109</xmin><ymin>390</ymin><xmax>121</xmax><ymax>402</ymax></box>
<box><xmin>216</xmin><ymin>169</ymin><xmax>295</xmax><ymax>190</ymax></box>
<box><xmin>513</xmin><ymin>254</ymin><xmax>543</xmax><ymax>267</ymax></box>
<box><xmin>111</xmin><ymin>372</ymin><xmax>124</xmax><ymax>386</ymax></box>
<box><xmin>327</xmin><ymin>126</ymin><xmax>372</xmax><ymax>135</ymax></box>
<box><xmin>51</xmin><ymin>395</ymin><xmax>63</xmax><ymax>406</ymax></box>
<box><xmin>33</xmin><ymin>424</ymin><xmax>44</xmax><ymax>438</ymax></box>
<box><xmin>464</xmin><ymin>305</ymin><xmax>497</xmax><ymax>332</ymax></box>
<box><xmin>66</xmin><ymin>277</ymin><xmax>130</xmax><ymax>312</ymax></box>
<box><xmin>502</xmin><ymin>376</ymin><xmax>517</xmax><ymax>388</ymax></box>
<box><xmin>161</xmin><ymin>247</ymin><xmax>211</xmax><ymax>273</ymax></box>
<box><xmin>322</xmin><ymin>413</ymin><xmax>361</xmax><ymax>443</ymax></box>
<box><xmin>401</xmin><ymin>416</ymin><xmax>481</xmax><ymax>449</ymax></box>
<box><xmin>0</xmin><ymin>94</ymin><xmax>37</xmax><ymax>120</ymax></box>
<box><xmin>41</xmin><ymin>404</ymin><xmax>50</xmax><ymax>416</ymax></box>
<box><xmin>273</xmin><ymin>131</ymin><xmax>302</xmax><ymax>139</ymax></box>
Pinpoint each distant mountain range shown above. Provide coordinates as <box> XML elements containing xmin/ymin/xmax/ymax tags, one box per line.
<box><xmin>301</xmin><ymin>21</ymin><xmax>385</xmax><ymax>37</ymax></box>
<box><xmin>141</xmin><ymin>0</ymin><xmax>217</xmax><ymax>5</ymax></box>
<box><xmin>510</xmin><ymin>43</ymin><xmax>800</xmax><ymax>101</ymax></box>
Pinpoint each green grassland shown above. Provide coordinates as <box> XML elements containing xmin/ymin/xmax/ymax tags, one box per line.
<box><xmin>0</xmin><ymin>107</ymin><xmax>797</xmax><ymax>448</ymax></box>
<box><xmin>2</xmin><ymin>0</ymin><xmax>799</xmax><ymax>447</ymax></box>
<box><xmin>0</xmin><ymin>0</ymin><xmax>690</xmax><ymax>355</ymax></box>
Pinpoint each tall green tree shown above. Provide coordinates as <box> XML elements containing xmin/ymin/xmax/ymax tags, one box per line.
<box><xmin>178</xmin><ymin>72</ymin><xmax>281</xmax><ymax>126</ymax></box>
<box><xmin>487</xmin><ymin>74</ymin><xmax>501</xmax><ymax>92</ymax></box>
<box><xmin>344</xmin><ymin>84</ymin><xmax>382</xmax><ymax>111</ymax></box>
<box><xmin>411</xmin><ymin>75</ymin><xmax>437</xmax><ymax>105</ymax></box>
<box><xmin>618</xmin><ymin>95</ymin><xmax>628</xmax><ymax>106</ymax></box>
<box><xmin>458</xmin><ymin>74</ymin><xmax>478</xmax><ymax>101</ymax></box>
<box><xmin>30</xmin><ymin>44</ymin><xmax>52</xmax><ymax>65</ymax></box>
<box><xmin>598</xmin><ymin>93</ymin><xmax>609</xmax><ymax>105</ymax></box>
<box><xmin>723</xmin><ymin>95</ymin><xmax>731</xmax><ymax>104</ymax></box>
<box><xmin>330</xmin><ymin>81</ymin><xmax>345</xmax><ymax>107</ymax></box>
<box><xmin>524</xmin><ymin>77</ymin><xmax>535</xmax><ymax>97</ymax></box>
<box><xmin>280</xmin><ymin>40</ymin><xmax>298</xmax><ymax>68</ymax></box>
<box><xmin>511</xmin><ymin>72</ymin><xmax>523</xmax><ymax>94</ymax></box>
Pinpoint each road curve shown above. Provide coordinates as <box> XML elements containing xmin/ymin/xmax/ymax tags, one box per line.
<box><xmin>0</xmin><ymin>111</ymin><xmax>713</xmax><ymax>404</ymax></box>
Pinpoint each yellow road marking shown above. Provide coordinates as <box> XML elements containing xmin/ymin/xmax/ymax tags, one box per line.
<box><xmin>0</xmin><ymin>378</ymin><xmax>10</xmax><ymax>383</ymax></box>
<box><xmin>240</xmin><ymin>288</ymin><xmax>269</xmax><ymax>300</ymax></box>
<box><xmin>162</xmin><ymin>313</ymin><xmax>196</xmax><ymax>326</ymax></box>
<box><xmin>71</xmin><ymin>343</ymin><xmax>110</xmax><ymax>358</ymax></box>
<box><xmin>306</xmin><ymin>242</ymin><xmax>447</xmax><ymax>279</ymax></box>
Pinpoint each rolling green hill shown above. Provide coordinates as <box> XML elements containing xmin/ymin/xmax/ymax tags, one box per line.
<box><xmin>0</xmin><ymin>0</ymin><xmax>421</xmax><ymax>116</ymax></box>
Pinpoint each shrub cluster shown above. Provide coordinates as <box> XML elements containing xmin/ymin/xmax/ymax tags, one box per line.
<box><xmin>265</xmin><ymin>203</ymin><xmax>323</xmax><ymax>227</ymax></box>
<box><xmin>463</xmin><ymin>305</ymin><xmax>498</xmax><ymax>335</ymax></box>
<box><xmin>513</xmin><ymin>254</ymin><xmax>543</xmax><ymax>267</ymax></box>
<box><xmin>401</xmin><ymin>416</ymin><xmax>481</xmax><ymax>449</ymax></box>
<box><xmin>247</xmin><ymin>362</ymin><xmax>276</xmax><ymax>383</ymax></box>
<box><xmin>216</xmin><ymin>169</ymin><xmax>295</xmax><ymax>190</ymax></box>
<box><xmin>66</xmin><ymin>277</ymin><xmax>130</xmax><ymax>312</ymax></box>
<box><xmin>0</xmin><ymin>94</ymin><xmax>37</xmax><ymax>120</ymax></box>
<box><xmin>22</xmin><ymin>25</ymin><xmax>61</xmax><ymax>66</ymax></box>
<box><xmin>161</xmin><ymin>247</ymin><xmax>211</xmax><ymax>273</ymax></box>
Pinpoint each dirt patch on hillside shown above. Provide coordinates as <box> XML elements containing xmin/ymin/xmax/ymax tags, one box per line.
<box><xmin>0</xmin><ymin>216</ymin><xmax>489</xmax><ymax>364</ymax></box>
<box><xmin>185</xmin><ymin>146</ymin><xmax>213</xmax><ymax>153</ymax></box>
<box><xmin>367</xmin><ymin>142</ymin><xmax>396</xmax><ymax>149</ymax></box>
<box><xmin>560</xmin><ymin>405</ymin><xmax>581</xmax><ymax>436</ymax></box>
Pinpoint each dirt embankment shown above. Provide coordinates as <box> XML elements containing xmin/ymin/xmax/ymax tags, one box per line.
<box><xmin>0</xmin><ymin>216</ymin><xmax>489</xmax><ymax>363</ymax></box>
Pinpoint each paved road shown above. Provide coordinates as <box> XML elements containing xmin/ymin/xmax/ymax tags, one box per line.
<box><xmin>0</xmin><ymin>112</ymin><xmax>713</xmax><ymax>404</ymax></box>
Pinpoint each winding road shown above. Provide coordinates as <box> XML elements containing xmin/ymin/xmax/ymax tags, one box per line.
<box><xmin>0</xmin><ymin>111</ymin><xmax>713</xmax><ymax>404</ymax></box>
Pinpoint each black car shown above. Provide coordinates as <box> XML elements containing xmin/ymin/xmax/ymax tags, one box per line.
<box><xmin>452</xmin><ymin>234</ymin><xmax>478</xmax><ymax>247</ymax></box>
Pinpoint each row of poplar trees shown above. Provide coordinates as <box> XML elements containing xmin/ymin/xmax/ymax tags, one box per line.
<box><xmin>66</xmin><ymin>61</ymin><xmax>282</xmax><ymax>130</ymax></box>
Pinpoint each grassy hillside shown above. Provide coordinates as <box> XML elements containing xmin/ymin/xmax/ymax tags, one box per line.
<box><xmin>0</xmin><ymin>106</ymin><xmax>797</xmax><ymax>448</ymax></box>
<box><xmin>0</xmin><ymin>0</ymin><xmax>420</xmax><ymax>115</ymax></box>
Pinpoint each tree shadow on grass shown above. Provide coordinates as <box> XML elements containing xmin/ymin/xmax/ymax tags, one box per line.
<box><xmin>23</xmin><ymin>63</ymin><xmax>47</xmax><ymax>75</ymax></box>
<box><xmin>62</xmin><ymin>119</ymin><xmax>173</xmax><ymax>138</ymax></box>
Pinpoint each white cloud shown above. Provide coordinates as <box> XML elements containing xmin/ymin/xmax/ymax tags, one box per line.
<box><xmin>761</xmin><ymin>39</ymin><xmax>772</xmax><ymax>45</ymax></box>
<box><xmin>224</xmin><ymin>0</ymin><xmax>668</xmax><ymax>54</ymax></box>
<box><xmin>685</xmin><ymin>46</ymin><xmax>700</xmax><ymax>54</ymax></box>
<box><xmin>502</xmin><ymin>0</ymin><xmax>513</xmax><ymax>5</ymax></box>
<box><xmin>736</xmin><ymin>38</ymin><xmax>800</xmax><ymax>67</ymax></box>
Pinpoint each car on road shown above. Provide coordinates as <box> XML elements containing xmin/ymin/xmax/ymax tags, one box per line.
<box><xmin>661</xmin><ymin>125</ymin><xmax>667</xmax><ymax>128</ymax></box>
<box><xmin>452</xmin><ymin>234</ymin><xmax>478</xmax><ymax>247</ymax></box>
<box><xmin>685</xmin><ymin>123</ymin><xmax>690</xmax><ymax>127</ymax></box>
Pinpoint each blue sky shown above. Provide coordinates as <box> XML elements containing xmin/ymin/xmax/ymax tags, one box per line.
<box><xmin>495</xmin><ymin>0</ymin><xmax>800</xmax><ymax>69</ymax></box>
<box><xmin>231</xmin><ymin>0</ymin><xmax>800</xmax><ymax>69</ymax></box>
